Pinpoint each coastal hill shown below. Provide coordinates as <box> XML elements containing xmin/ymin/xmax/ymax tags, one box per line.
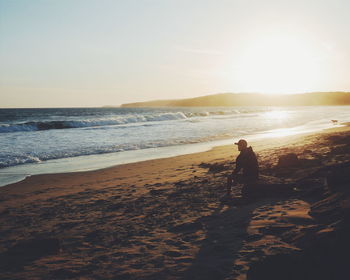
<box><xmin>120</xmin><ymin>92</ymin><xmax>350</xmax><ymax>107</ymax></box>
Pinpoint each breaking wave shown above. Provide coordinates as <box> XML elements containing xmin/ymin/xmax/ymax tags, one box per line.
<box><xmin>0</xmin><ymin>112</ymin><xmax>188</xmax><ymax>133</ymax></box>
<box><xmin>0</xmin><ymin>110</ymin><xmax>251</xmax><ymax>133</ymax></box>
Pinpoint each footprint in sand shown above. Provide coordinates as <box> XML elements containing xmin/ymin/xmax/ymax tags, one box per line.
<box><xmin>257</xmin><ymin>215</ymin><xmax>268</xmax><ymax>219</ymax></box>
<box><xmin>164</xmin><ymin>250</ymin><xmax>182</xmax><ymax>257</ymax></box>
<box><xmin>176</xmin><ymin>257</ymin><xmax>194</xmax><ymax>263</ymax></box>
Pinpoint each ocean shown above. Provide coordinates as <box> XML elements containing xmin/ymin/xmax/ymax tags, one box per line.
<box><xmin>1</xmin><ymin>106</ymin><xmax>350</xmax><ymax>186</ymax></box>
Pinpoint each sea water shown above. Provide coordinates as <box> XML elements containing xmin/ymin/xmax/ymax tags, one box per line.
<box><xmin>1</xmin><ymin>106</ymin><xmax>349</xmax><ymax>186</ymax></box>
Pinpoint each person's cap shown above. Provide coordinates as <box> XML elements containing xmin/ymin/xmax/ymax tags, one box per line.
<box><xmin>234</xmin><ymin>139</ymin><xmax>247</xmax><ymax>146</ymax></box>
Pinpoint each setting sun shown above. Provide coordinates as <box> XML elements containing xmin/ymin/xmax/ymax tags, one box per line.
<box><xmin>233</xmin><ymin>35</ymin><xmax>323</xmax><ymax>94</ymax></box>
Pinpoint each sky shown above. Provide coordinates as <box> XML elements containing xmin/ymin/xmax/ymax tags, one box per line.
<box><xmin>1</xmin><ymin>0</ymin><xmax>350</xmax><ymax>108</ymax></box>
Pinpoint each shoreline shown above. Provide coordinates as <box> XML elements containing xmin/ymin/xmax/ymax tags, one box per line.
<box><xmin>0</xmin><ymin>124</ymin><xmax>349</xmax><ymax>279</ymax></box>
<box><xmin>0</xmin><ymin>122</ymin><xmax>345</xmax><ymax>188</ymax></box>
<box><xmin>1</xmin><ymin>124</ymin><xmax>348</xmax><ymax>206</ymax></box>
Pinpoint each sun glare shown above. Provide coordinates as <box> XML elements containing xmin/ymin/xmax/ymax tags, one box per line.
<box><xmin>263</xmin><ymin>110</ymin><xmax>289</xmax><ymax>119</ymax></box>
<box><xmin>263</xmin><ymin>127</ymin><xmax>299</xmax><ymax>138</ymax></box>
<box><xmin>232</xmin><ymin>35</ymin><xmax>323</xmax><ymax>94</ymax></box>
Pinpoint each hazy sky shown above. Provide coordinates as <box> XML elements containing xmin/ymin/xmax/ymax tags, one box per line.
<box><xmin>1</xmin><ymin>0</ymin><xmax>350</xmax><ymax>107</ymax></box>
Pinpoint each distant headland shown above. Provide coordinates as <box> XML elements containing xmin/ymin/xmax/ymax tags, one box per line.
<box><xmin>120</xmin><ymin>92</ymin><xmax>350</xmax><ymax>107</ymax></box>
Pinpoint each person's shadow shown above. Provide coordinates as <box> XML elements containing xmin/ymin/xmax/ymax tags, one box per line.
<box><xmin>181</xmin><ymin>198</ymin><xmax>268</xmax><ymax>280</ymax></box>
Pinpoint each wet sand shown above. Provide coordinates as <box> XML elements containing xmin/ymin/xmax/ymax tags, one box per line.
<box><xmin>1</xmin><ymin>124</ymin><xmax>350</xmax><ymax>279</ymax></box>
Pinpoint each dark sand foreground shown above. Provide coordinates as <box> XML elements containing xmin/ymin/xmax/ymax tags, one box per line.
<box><xmin>1</xmin><ymin>124</ymin><xmax>350</xmax><ymax>280</ymax></box>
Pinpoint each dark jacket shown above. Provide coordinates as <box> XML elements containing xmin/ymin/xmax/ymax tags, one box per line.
<box><xmin>233</xmin><ymin>146</ymin><xmax>259</xmax><ymax>181</ymax></box>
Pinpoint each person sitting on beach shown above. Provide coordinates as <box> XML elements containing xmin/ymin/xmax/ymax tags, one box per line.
<box><xmin>226</xmin><ymin>139</ymin><xmax>259</xmax><ymax>198</ymax></box>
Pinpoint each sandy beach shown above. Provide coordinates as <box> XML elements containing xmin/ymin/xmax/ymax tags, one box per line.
<box><xmin>1</xmin><ymin>124</ymin><xmax>350</xmax><ymax>280</ymax></box>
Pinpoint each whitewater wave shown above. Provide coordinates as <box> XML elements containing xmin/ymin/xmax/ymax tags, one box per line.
<box><xmin>0</xmin><ymin>112</ymin><xmax>188</xmax><ymax>133</ymax></box>
<box><xmin>0</xmin><ymin>134</ymin><xmax>230</xmax><ymax>168</ymax></box>
<box><xmin>0</xmin><ymin>110</ymin><xmax>250</xmax><ymax>133</ymax></box>
<box><xmin>0</xmin><ymin>154</ymin><xmax>42</xmax><ymax>168</ymax></box>
<box><xmin>0</xmin><ymin>142</ymin><xmax>197</xmax><ymax>169</ymax></box>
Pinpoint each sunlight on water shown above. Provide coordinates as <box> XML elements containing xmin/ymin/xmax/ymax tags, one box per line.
<box><xmin>262</xmin><ymin>127</ymin><xmax>300</xmax><ymax>138</ymax></box>
<box><xmin>263</xmin><ymin>110</ymin><xmax>289</xmax><ymax>120</ymax></box>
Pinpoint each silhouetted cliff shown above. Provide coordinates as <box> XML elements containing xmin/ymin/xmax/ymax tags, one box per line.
<box><xmin>120</xmin><ymin>92</ymin><xmax>350</xmax><ymax>107</ymax></box>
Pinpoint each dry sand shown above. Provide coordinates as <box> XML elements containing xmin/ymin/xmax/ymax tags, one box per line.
<box><xmin>0</xmin><ymin>124</ymin><xmax>350</xmax><ymax>279</ymax></box>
